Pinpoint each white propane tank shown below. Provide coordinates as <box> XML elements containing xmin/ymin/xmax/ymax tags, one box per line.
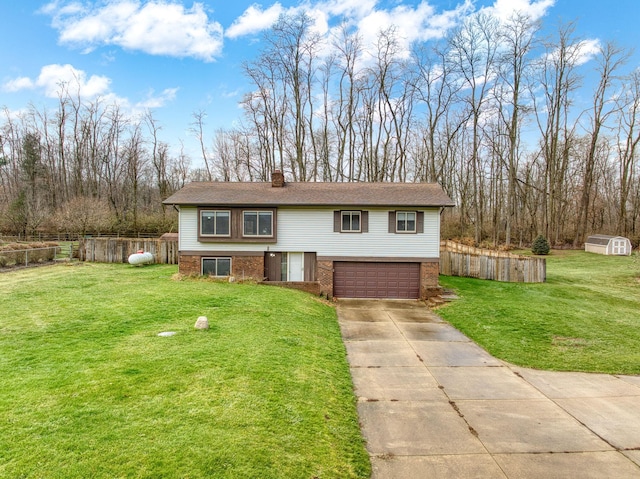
<box><xmin>128</xmin><ymin>250</ymin><xmax>154</xmax><ymax>265</ymax></box>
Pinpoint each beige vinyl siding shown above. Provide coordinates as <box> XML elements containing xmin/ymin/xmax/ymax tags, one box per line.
<box><xmin>179</xmin><ymin>207</ymin><xmax>197</xmax><ymax>251</ymax></box>
<box><xmin>277</xmin><ymin>208</ymin><xmax>440</xmax><ymax>257</ymax></box>
<box><xmin>179</xmin><ymin>206</ymin><xmax>441</xmax><ymax>257</ymax></box>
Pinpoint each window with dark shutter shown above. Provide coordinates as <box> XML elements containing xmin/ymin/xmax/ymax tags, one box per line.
<box><xmin>334</xmin><ymin>211</ymin><xmax>368</xmax><ymax>233</ymax></box>
<box><xmin>389</xmin><ymin>211</ymin><xmax>423</xmax><ymax>234</ymax></box>
<box><xmin>396</xmin><ymin>211</ymin><xmax>417</xmax><ymax>233</ymax></box>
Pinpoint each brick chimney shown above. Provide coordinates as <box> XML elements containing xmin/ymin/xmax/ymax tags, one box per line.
<box><xmin>271</xmin><ymin>170</ymin><xmax>285</xmax><ymax>187</ymax></box>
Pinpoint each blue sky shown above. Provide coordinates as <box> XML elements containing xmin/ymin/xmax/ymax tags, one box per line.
<box><xmin>2</xmin><ymin>0</ymin><xmax>640</xmax><ymax>160</ymax></box>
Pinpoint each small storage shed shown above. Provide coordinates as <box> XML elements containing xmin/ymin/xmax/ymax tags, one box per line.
<box><xmin>584</xmin><ymin>235</ymin><xmax>632</xmax><ymax>256</ymax></box>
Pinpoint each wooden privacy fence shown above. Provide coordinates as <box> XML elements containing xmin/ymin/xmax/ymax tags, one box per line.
<box><xmin>440</xmin><ymin>241</ymin><xmax>546</xmax><ymax>283</ymax></box>
<box><xmin>79</xmin><ymin>238</ymin><xmax>178</xmax><ymax>265</ymax></box>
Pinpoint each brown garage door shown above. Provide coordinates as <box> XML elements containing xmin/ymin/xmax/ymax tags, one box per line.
<box><xmin>333</xmin><ymin>262</ymin><xmax>420</xmax><ymax>299</ymax></box>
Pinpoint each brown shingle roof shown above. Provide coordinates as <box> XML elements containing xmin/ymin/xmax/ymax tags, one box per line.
<box><xmin>163</xmin><ymin>181</ymin><xmax>455</xmax><ymax>207</ymax></box>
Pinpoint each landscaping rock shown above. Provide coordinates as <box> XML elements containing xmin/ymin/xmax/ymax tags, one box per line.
<box><xmin>158</xmin><ymin>331</ymin><xmax>176</xmax><ymax>337</ymax></box>
<box><xmin>194</xmin><ymin>316</ymin><xmax>209</xmax><ymax>330</ymax></box>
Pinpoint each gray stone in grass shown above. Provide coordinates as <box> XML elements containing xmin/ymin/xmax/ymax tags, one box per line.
<box><xmin>194</xmin><ymin>316</ymin><xmax>209</xmax><ymax>330</ymax></box>
<box><xmin>158</xmin><ymin>331</ymin><xmax>177</xmax><ymax>337</ymax></box>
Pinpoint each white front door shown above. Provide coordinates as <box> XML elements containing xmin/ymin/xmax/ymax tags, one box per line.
<box><xmin>288</xmin><ymin>253</ymin><xmax>304</xmax><ymax>281</ymax></box>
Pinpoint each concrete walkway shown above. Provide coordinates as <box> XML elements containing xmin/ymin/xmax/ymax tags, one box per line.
<box><xmin>337</xmin><ymin>299</ymin><xmax>640</xmax><ymax>479</ymax></box>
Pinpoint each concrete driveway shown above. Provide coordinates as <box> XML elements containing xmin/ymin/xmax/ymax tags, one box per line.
<box><xmin>337</xmin><ymin>299</ymin><xmax>640</xmax><ymax>479</ymax></box>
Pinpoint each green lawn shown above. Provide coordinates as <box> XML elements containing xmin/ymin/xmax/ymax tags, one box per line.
<box><xmin>438</xmin><ymin>250</ymin><xmax>640</xmax><ymax>375</ymax></box>
<box><xmin>0</xmin><ymin>263</ymin><xmax>370</xmax><ymax>479</ymax></box>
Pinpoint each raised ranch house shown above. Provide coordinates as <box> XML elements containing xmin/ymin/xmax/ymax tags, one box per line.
<box><xmin>163</xmin><ymin>172</ymin><xmax>455</xmax><ymax>299</ymax></box>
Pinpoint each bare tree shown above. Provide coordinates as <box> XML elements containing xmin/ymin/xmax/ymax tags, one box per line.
<box><xmin>448</xmin><ymin>12</ymin><xmax>500</xmax><ymax>242</ymax></box>
<box><xmin>574</xmin><ymin>41</ymin><xmax>628</xmax><ymax>245</ymax></box>
<box><xmin>332</xmin><ymin>25</ymin><xmax>363</xmax><ymax>181</ymax></box>
<box><xmin>144</xmin><ymin>111</ymin><xmax>172</xmax><ymax>210</ymax></box>
<box><xmin>495</xmin><ymin>12</ymin><xmax>539</xmax><ymax>245</ymax></box>
<box><xmin>533</xmin><ymin>23</ymin><xmax>583</xmax><ymax>244</ymax></box>
<box><xmin>413</xmin><ymin>44</ymin><xmax>460</xmax><ymax>185</ymax></box>
<box><xmin>614</xmin><ymin>69</ymin><xmax>640</xmax><ymax>235</ymax></box>
<box><xmin>190</xmin><ymin>110</ymin><xmax>213</xmax><ymax>181</ymax></box>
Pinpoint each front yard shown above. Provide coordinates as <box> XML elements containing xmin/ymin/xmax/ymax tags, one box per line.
<box><xmin>0</xmin><ymin>263</ymin><xmax>370</xmax><ymax>478</ymax></box>
<box><xmin>438</xmin><ymin>250</ymin><xmax>640</xmax><ymax>375</ymax></box>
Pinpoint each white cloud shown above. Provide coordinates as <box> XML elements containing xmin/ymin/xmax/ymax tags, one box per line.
<box><xmin>136</xmin><ymin>87</ymin><xmax>180</xmax><ymax>109</ymax></box>
<box><xmin>42</xmin><ymin>64</ymin><xmax>112</xmax><ymax>98</ymax></box>
<box><xmin>222</xmin><ymin>88</ymin><xmax>242</xmax><ymax>99</ymax></box>
<box><xmin>544</xmin><ymin>38</ymin><xmax>601</xmax><ymax>67</ymax></box>
<box><xmin>226</xmin><ymin>0</ymin><xmax>473</xmax><ymax>62</ymax></box>
<box><xmin>3</xmin><ymin>76</ymin><xmax>35</xmax><ymax>92</ymax></box>
<box><xmin>305</xmin><ymin>8</ymin><xmax>330</xmax><ymax>36</ymax></box>
<box><xmin>323</xmin><ymin>0</ymin><xmax>378</xmax><ymax>19</ymax></box>
<box><xmin>487</xmin><ymin>0</ymin><xmax>555</xmax><ymax>22</ymax></box>
<box><xmin>3</xmin><ymin>64</ymin><xmax>111</xmax><ymax>98</ymax></box>
<box><xmin>43</xmin><ymin>0</ymin><xmax>223</xmax><ymax>62</ymax></box>
<box><xmin>226</xmin><ymin>3</ymin><xmax>285</xmax><ymax>39</ymax></box>
<box><xmin>4</xmin><ymin>63</ymin><xmax>180</xmax><ymax>114</ymax></box>
<box><xmin>354</xmin><ymin>0</ymin><xmax>473</xmax><ymax>59</ymax></box>
<box><xmin>575</xmin><ymin>38</ymin><xmax>601</xmax><ymax>65</ymax></box>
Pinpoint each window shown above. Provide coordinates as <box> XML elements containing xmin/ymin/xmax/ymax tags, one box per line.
<box><xmin>334</xmin><ymin>211</ymin><xmax>368</xmax><ymax>233</ymax></box>
<box><xmin>200</xmin><ymin>210</ymin><xmax>230</xmax><ymax>236</ymax></box>
<box><xmin>202</xmin><ymin>257</ymin><xmax>231</xmax><ymax>276</ymax></box>
<box><xmin>198</xmin><ymin>207</ymin><xmax>276</xmax><ymax>242</ymax></box>
<box><xmin>243</xmin><ymin>211</ymin><xmax>273</xmax><ymax>237</ymax></box>
<box><xmin>389</xmin><ymin>211</ymin><xmax>422</xmax><ymax>233</ymax></box>
<box><xmin>341</xmin><ymin>211</ymin><xmax>361</xmax><ymax>232</ymax></box>
<box><xmin>396</xmin><ymin>211</ymin><xmax>416</xmax><ymax>233</ymax></box>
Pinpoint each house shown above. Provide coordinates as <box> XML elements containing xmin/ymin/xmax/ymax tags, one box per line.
<box><xmin>584</xmin><ymin>235</ymin><xmax>632</xmax><ymax>256</ymax></box>
<box><xmin>162</xmin><ymin>171</ymin><xmax>455</xmax><ymax>299</ymax></box>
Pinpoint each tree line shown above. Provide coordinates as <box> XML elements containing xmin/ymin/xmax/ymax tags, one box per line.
<box><xmin>1</xmin><ymin>11</ymin><xmax>639</xmax><ymax>247</ymax></box>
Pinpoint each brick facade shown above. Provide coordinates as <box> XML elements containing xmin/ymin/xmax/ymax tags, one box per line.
<box><xmin>179</xmin><ymin>254</ymin><xmax>263</xmax><ymax>281</ymax></box>
<box><xmin>232</xmin><ymin>256</ymin><xmax>264</xmax><ymax>281</ymax></box>
<box><xmin>317</xmin><ymin>260</ymin><xmax>334</xmax><ymax>299</ymax></box>
<box><xmin>178</xmin><ymin>255</ymin><xmax>201</xmax><ymax>275</ymax></box>
<box><xmin>179</xmin><ymin>254</ymin><xmax>441</xmax><ymax>300</ymax></box>
<box><xmin>420</xmin><ymin>261</ymin><xmax>442</xmax><ymax>299</ymax></box>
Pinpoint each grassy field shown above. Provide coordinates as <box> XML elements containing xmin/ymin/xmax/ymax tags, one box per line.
<box><xmin>438</xmin><ymin>250</ymin><xmax>640</xmax><ymax>375</ymax></box>
<box><xmin>0</xmin><ymin>263</ymin><xmax>370</xmax><ymax>479</ymax></box>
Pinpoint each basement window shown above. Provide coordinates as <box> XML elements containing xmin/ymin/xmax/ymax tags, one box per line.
<box><xmin>202</xmin><ymin>257</ymin><xmax>231</xmax><ymax>276</ymax></box>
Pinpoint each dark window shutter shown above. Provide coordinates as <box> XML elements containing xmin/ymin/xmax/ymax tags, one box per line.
<box><xmin>304</xmin><ymin>252</ymin><xmax>316</xmax><ymax>281</ymax></box>
<box><xmin>417</xmin><ymin>211</ymin><xmax>424</xmax><ymax>233</ymax></box>
<box><xmin>388</xmin><ymin>211</ymin><xmax>396</xmax><ymax>233</ymax></box>
<box><xmin>232</xmin><ymin>208</ymin><xmax>241</xmax><ymax>239</ymax></box>
<box><xmin>361</xmin><ymin>211</ymin><xmax>368</xmax><ymax>233</ymax></box>
<box><xmin>334</xmin><ymin>211</ymin><xmax>341</xmax><ymax>232</ymax></box>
